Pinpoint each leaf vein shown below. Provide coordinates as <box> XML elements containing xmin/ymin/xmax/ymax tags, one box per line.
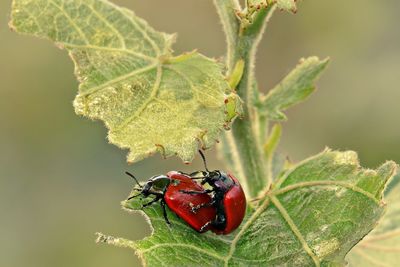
<box><xmin>272</xmin><ymin>180</ymin><xmax>379</xmax><ymax>204</ymax></box>
<box><xmin>63</xmin><ymin>43</ymin><xmax>156</xmax><ymax>62</ymax></box>
<box><xmin>223</xmin><ymin>197</ymin><xmax>271</xmax><ymax>266</ymax></box>
<box><xmin>79</xmin><ymin>62</ymin><xmax>158</xmax><ymax>96</ymax></box>
<box><xmin>48</xmin><ymin>0</ymin><xmax>89</xmax><ymax>44</ymax></box>
<box><xmin>85</xmin><ymin>2</ymin><xmax>127</xmax><ymax>49</ymax></box>
<box><xmin>141</xmin><ymin>243</ymin><xmax>225</xmax><ymax>261</ymax></box>
<box><xmin>115</xmin><ymin>64</ymin><xmax>163</xmax><ymax>131</ymax></box>
<box><xmin>164</xmin><ymin>65</ymin><xmax>220</xmax><ymax>104</ymax></box>
<box><xmin>270</xmin><ymin>196</ymin><xmax>320</xmax><ymax>267</ymax></box>
<box><xmin>116</xmin><ymin>6</ymin><xmax>161</xmax><ymax>55</ymax></box>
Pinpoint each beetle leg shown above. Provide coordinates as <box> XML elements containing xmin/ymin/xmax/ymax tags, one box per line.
<box><xmin>127</xmin><ymin>193</ymin><xmax>141</xmax><ymax>200</ymax></box>
<box><xmin>200</xmin><ymin>216</ymin><xmax>227</xmax><ymax>232</ymax></box>
<box><xmin>141</xmin><ymin>196</ymin><xmax>161</xmax><ymax>208</ymax></box>
<box><xmin>199</xmin><ymin>221</ymin><xmax>212</xmax><ymax>232</ymax></box>
<box><xmin>188</xmin><ymin>171</ymin><xmax>204</xmax><ymax>177</ymax></box>
<box><xmin>160</xmin><ymin>200</ymin><xmax>171</xmax><ymax>225</ymax></box>
<box><xmin>191</xmin><ymin>200</ymin><xmax>216</xmax><ymax>214</ymax></box>
<box><xmin>179</xmin><ymin>189</ymin><xmax>213</xmax><ymax>195</ymax></box>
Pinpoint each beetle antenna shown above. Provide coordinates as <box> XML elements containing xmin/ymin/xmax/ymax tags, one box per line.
<box><xmin>198</xmin><ymin>150</ymin><xmax>210</xmax><ymax>172</ymax></box>
<box><xmin>125</xmin><ymin>171</ymin><xmax>143</xmax><ymax>188</ymax></box>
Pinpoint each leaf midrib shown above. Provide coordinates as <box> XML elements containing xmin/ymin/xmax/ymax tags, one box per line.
<box><xmin>114</xmin><ymin>64</ymin><xmax>163</xmax><ymax>131</ymax></box>
<box><xmin>85</xmin><ymin>2</ymin><xmax>127</xmax><ymax>49</ymax></box>
<box><xmin>48</xmin><ymin>0</ymin><xmax>89</xmax><ymax>44</ymax></box>
<box><xmin>141</xmin><ymin>243</ymin><xmax>226</xmax><ymax>262</ymax></box>
<box><xmin>49</xmin><ymin>0</ymin><xmax>162</xmax><ymax>57</ymax></box>
<box><xmin>64</xmin><ymin>43</ymin><xmax>157</xmax><ymax>62</ymax></box>
<box><xmin>164</xmin><ymin>65</ymin><xmax>221</xmax><ymax>103</ymax></box>
<box><xmin>270</xmin><ymin>195</ymin><xmax>320</xmax><ymax>266</ymax></box>
<box><xmin>79</xmin><ymin>63</ymin><xmax>158</xmax><ymax>95</ymax></box>
<box><xmin>27</xmin><ymin>0</ymin><xmax>167</xmax><ymax>96</ymax></box>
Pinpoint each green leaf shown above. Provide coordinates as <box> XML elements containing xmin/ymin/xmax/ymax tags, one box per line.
<box><xmin>258</xmin><ymin>57</ymin><xmax>329</xmax><ymax>121</ymax></box>
<box><xmin>246</xmin><ymin>0</ymin><xmax>297</xmax><ymax>13</ymax></box>
<box><xmin>264</xmin><ymin>123</ymin><xmax>283</xmax><ymax>181</ymax></box>
<box><xmin>238</xmin><ymin>0</ymin><xmax>295</xmax><ymax>28</ymax></box>
<box><xmin>276</xmin><ymin>0</ymin><xmax>297</xmax><ymax>13</ymax></box>
<box><xmin>98</xmin><ymin>150</ymin><xmax>396</xmax><ymax>266</ymax></box>
<box><xmin>224</xmin><ymin>92</ymin><xmax>244</xmax><ymax>126</ymax></box>
<box><xmin>346</xmin><ymin>173</ymin><xmax>400</xmax><ymax>266</ymax></box>
<box><xmin>10</xmin><ymin>0</ymin><xmax>236</xmax><ymax>163</ymax></box>
<box><xmin>246</xmin><ymin>0</ymin><xmax>297</xmax><ymax>15</ymax></box>
<box><xmin>228</xmin><ymin>59</ymin><xmax>245</xmax><ymax>89</ymax></box>
<box><xmin>264</xmin><ymin>123</ymin><xmax>282</xmax><ymax>159</ymax></box>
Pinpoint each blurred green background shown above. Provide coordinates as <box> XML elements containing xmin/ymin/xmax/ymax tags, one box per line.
<box><xmin>1</xmin><ymin>0</ymin><xmax>399</xmax><ymax>266</ymax></box>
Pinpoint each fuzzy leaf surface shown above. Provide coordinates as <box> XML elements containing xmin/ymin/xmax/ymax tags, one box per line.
<box><xmin>10</xmin><ymin>0</ymin><xmax>233</xmax><ymax>163</ymax></box>
<box><xmin>276</xmin><ymin>0</ymin><xmax>297</xmax><ymax>12</ymax></box>
<box><xmin>247</xmin><ymin>0</ymin><xmax>297</xmax><ymax>13</ymax></box>
<box><xmin>346</xmin><ymin>173</ymin><xmax>400</xmax><ymax>266</ymax></box>
<box><xmin>258</xmin><ymin>57</ymin><xmax>329</xmax><ymax>121</ymax></box>
<box><xmin>98</xmin><ymin>150</ymin><xmax>396</xmax><ymax>266</ymax></box>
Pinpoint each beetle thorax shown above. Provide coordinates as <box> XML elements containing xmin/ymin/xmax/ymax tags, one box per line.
<box><xmin>206</xmin><ymin>171</ymin><xmax>234</xmax><ymax>192</ymax></box>
<box><xmin>142</xmin><ymin>175</ymin><xmax>170</xmax><ymax>195</ymax></box>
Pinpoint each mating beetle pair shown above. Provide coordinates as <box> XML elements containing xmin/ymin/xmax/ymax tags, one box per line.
<box><xmin>126</xmin><ymin>151</ymin><xmax>246</xmax><ymax>235</ymax></box>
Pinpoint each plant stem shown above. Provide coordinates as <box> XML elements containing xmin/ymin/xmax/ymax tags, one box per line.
<box><xmin>214</xmin><ymin>0</ymin><xmax>276</xmax><ymax>198</ymax></box>
<box><xmin>213</xmin><ymin>0</ymin><xmax>240</xmax><ymax>70</ymax></box>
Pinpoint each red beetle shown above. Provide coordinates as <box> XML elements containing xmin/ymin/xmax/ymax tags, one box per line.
<box><xmin>126</xmin><ymin>171</ymin><xmax>216</xmax><ymax>233</ymax></box>
<box><xmin>126</xmin><ymin>151</ymin><xmax>246</xmax><ymax>235</ymax></box>
<box><xmin>200</xmin><ymin>172</ymin><xmax>246</xmax><ymax>235</ymax></box>
<box><xmin>181</xmin><ymin>151</ymin><xmax>246</xmax><ymax>235</ymax></box>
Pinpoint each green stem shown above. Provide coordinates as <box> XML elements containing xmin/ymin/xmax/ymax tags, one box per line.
<box><xmin>213</xmin><ymin>0</ymin><xmax>240</xmax><ymax>69</ymax></box>
<box><xmin>214</xmin><ymin>0</ymin><xmax>276</xmax><ymax>198</ymax></box>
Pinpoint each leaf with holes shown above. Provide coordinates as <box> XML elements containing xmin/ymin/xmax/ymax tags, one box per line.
<box><xmin>346</xmin><ymin>173</ymin><xmax>400</xmax><ymax>266</ymax></box>
<box><xmin>10</xmin><ymin>0</ymin><xmax>237</xmax><ymax>163</ymax></box>
<box><xmin>97</xmin><ymin>149</ymin><xmax>397</xmax><ymax>266</ymax></box>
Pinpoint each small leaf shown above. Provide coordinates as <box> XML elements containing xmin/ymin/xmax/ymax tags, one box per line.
<box><xmin>346</xmin><ymin>173</ymin><xmax>400</xmax><ymax>266</ymax></box>
<box><xmin>247</xmin><ymin>0</ymin><xmax>297</xmax><ymax>15</ymax></box>
<box><xmin>238</xmin><ymin>0</ymin><xmax>295</xmax><ymax>28</ymax></box>
<box><xmin>258</xmin><ymin>57</ymin><xmax>329</xmax><ymax>121</ymax></box>
<box><xmin>264</xmin><ymin>123</ymin><xmax>283</xmax><ymax>182</ymax></box>
<box><xmin>228</xmin><ymin>59</ymin><xmax>245</xmax><ymax>89</ymax></box>
<box><xmin>276</xmin><ymin>0</ymin><xmax>297</xmax><ymax>13</ymax></box>
<box><xmin>224</xmin><ymin>93</ymin><xmax>243</xmax><ymax>126</ymax></box>
<box><xmin>10</xmin><ymin>0</ymin><xmax>238</xmax><ymax>163</ymax></box>
<box><xmin>247</xmin><ymin>0</ymin><xmax>296</xmax><ymax>13</ymax></box>
<box><xmin>98</xmin><ymin>150</ymin><xmax>396</xmax><ymax>266</ymax></box>
<box><xmin>264</xmin><ymin>123</ymin><xmax>282</xmax><ymax>159</ymax></box>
